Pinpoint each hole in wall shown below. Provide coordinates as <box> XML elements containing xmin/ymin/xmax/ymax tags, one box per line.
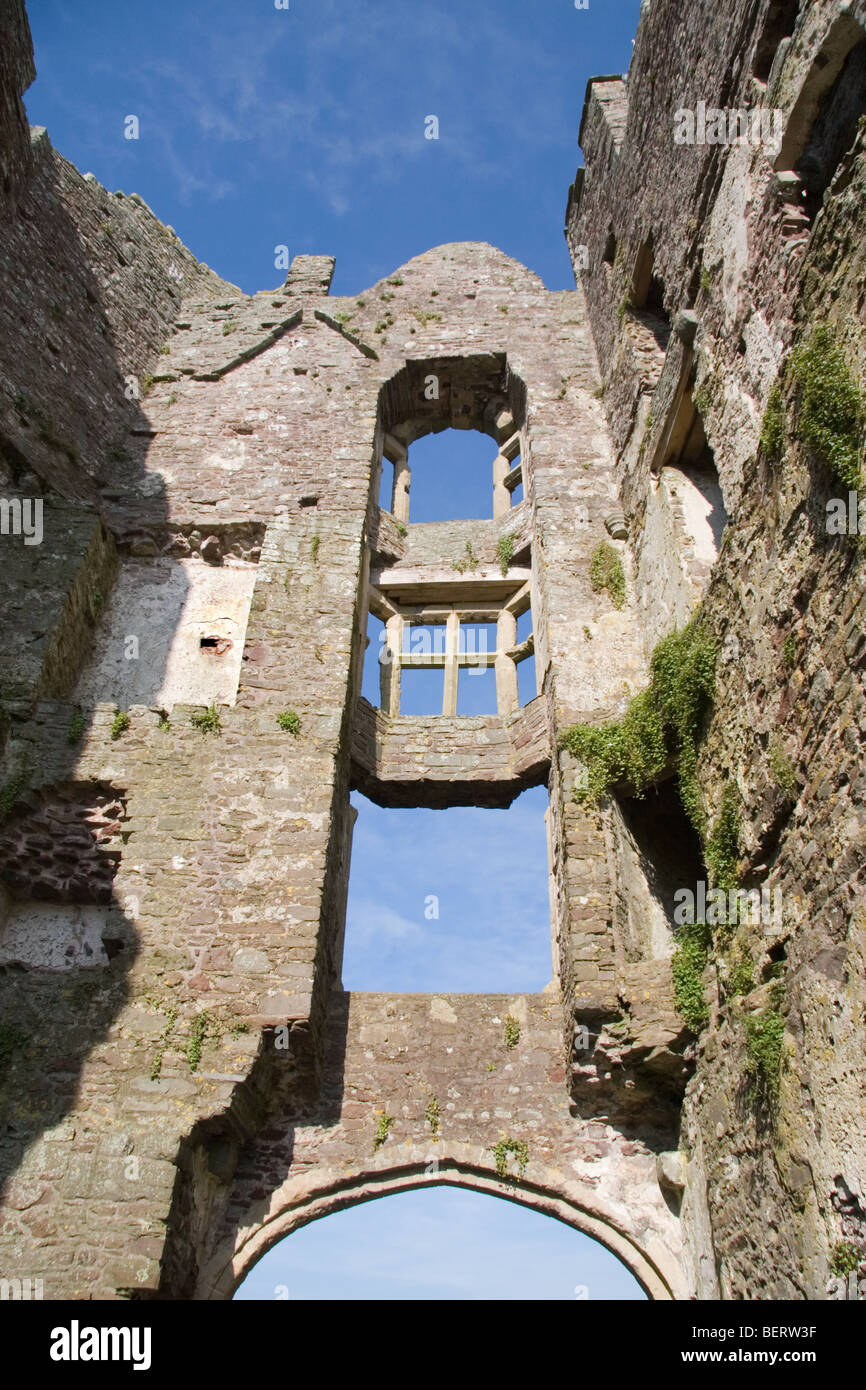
<box><xmin>753</xmin><ymin>0</ymin><xmax>799</xmax><ymax>83</ymax></box>
<box><xmin>361</xmin><ymin>613</ymin><xmax>386</xmax><ymax>706</ymax></box>
<box><xmin>628</xmin><ymin>239</ymin><xmax>671</xmax><ymax>354</ymax></box>
<box><xmin>342</xmin><ymin>785</ymin><xmax>553</xmax><ymax>992</ymax></box>
<box><xmin>517</xmin><ymin>653</ymin><xmax>538</xmax><ymax>706</ymax></box>
<box><xmin>200</xmin><ymin>635</ymin><xmax>233</xmax><ymax>655</ymax></box>
<box><xmin>658</xmin><ymin>388</ymin><xmax>728</xmax><ymax>564</ymax></box>
<box><xmin>796</xmin><ymin>38</ymin><xmax>866</xmax><ymax>222</ymax></box>
<box><xmin>775</xmin><ymin>17</ymin><xmax>866</xmax><ymax>224</ymax></box>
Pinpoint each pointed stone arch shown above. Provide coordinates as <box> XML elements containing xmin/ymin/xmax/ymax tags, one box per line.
<box><xmin>197</xmin><ymin>1150</ymin><xmax>687</xmax><ymax>1301</ymax></box>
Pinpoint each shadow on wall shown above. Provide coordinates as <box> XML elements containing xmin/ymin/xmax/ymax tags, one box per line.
<box><xmin>0</xmin><ymin>120</ymin><xmax>182</xmax><ymax>1208</ymax></box>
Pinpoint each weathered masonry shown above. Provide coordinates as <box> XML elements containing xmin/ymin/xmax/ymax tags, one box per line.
<box><xmin>1</xmin><ymin>0</ymin><xmax>865</xmax><ymax>1300</ymax></box>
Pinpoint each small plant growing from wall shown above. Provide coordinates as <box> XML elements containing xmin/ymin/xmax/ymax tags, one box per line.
<box><xmin>149</xmin><ymin>1003</ymin><xmax>178</xmax><ymax>1082</ymax></box>
<box><xmin>425</xmin><ymin>1096</ymin><xmax>441</xmax><ymax>1138</ymax></box>
<box><xmin>191</xmin><ymin>705</ymin><xmax>221</xmax><ymax>735</ymax></box>
<box><xmin>589</xmin><ymin>541</ymin><xmax>626</xmax><ymax>610</ymax></box>
<box><xmin>760</xmin><ymin>382</ymin><xmax>785</xmax><ymax>460</ymax></box>
<box><xmin>503</xmin><ymin>1015</ymin><xmax>521</xmax><ymax>1049</ymax></box>
<box><xmin>705</xmin><ymin>783</ymin><xmax>741</xmax><ymax>893</ymax></box>
<box><xmin>187</xmin><ymin>1012</ymin><xmax>210</xmax><ymax>1072</ymax></box>
<box><xmin>310</xmin><ymin>535</ymin><xmax>320</xmax><ymax>564</ymax></box>
<box><xmin>491</xmin><ymin>1137</ymin><xmax>529</xmax><ymax>1179</ymax></box>
<box><xmin>277</xmin><ymin>710</ymin><xmax>301</xmax><ymax>736</ymax></box>
<box><xmin>789</xmin><ymin>324</ymin><xmax>865</xmax><ymax>490</ymax></box>
<box><xmin>745</xmin><ymin>1003</ymin><xmax>786</xmax><ymax>1110</ymax></box>
<box><xmin>0</xmin><ymin>770</ymin><xmax>28</xmax><ymax>822</ymax></box>
<box><xmin>110</xmin><ymin>709</ymin><xmax>130</xmax><ymax>740</ymax></box>
<box><xmin>157</xmin><ymin>714</ymin><xmax>171</xmax><ymax>733</ymax></box>
<box><xmin>782</xmin><ymin>631</ymin><xmax>797</xmax><ymax>668</ymax></box>
<box><xmin>67</xmin><ymin>711</ymin><xmax>85</xmax><ymax>744</ymax></box>
<box><xmin>726</xmin><ymin>945</ymin><xmax>755</xmax><ymax>998</ymax></box>
<box><xmin>671</xmin><ymin>920</ymin><xmax>712</xmax><ymax>1031</ymax></box>
<box><xmin>561</xmin><ymin>618</ymin><xmax>717</xmax><ymax>834</ymax></box>
<box><xmin>768</xmin><ymin>739</ymin><xmax>797</xmax><ymax>800</ymax></box>
<box><xmin>373</xmin><ymin>1111</ymin><xmax>394</xmax><ymax>1149</ymax></box>
<box><xmin>452</xmin><ymin>541</ymin><xmax>479</xmax><ymax>574</ymax></box>
<box><xmin>496</xmin><ymin>532</ymin><xmax>516</xmax><ymax>577</ymax></box>
<box><xmin>830</xmin><ymin>1241</ymin><xmax>861</xmax><ymax>1278</ymax></box>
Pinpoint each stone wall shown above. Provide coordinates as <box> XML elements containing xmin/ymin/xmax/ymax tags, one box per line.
<box><xmin>569</xmin><ymin>0</ymin><xmax>866</xmax><ymax>1299</ymax></box>
<box><xmin>3</xmin><ymin>0</ymin><xmax>863</xmax><ymax>1301</ymax></box>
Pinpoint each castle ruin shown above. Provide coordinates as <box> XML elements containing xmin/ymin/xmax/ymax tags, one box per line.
<box><xmin>1</xmin><ymin>0</ymin><xmax>865</xmax><ymax>1300</ymax></box>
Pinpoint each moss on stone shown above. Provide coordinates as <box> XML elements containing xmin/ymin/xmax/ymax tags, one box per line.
<box><xmin>561</xmin><ymin>618</ymin><xmax>716</xmax><ymax>832</ymax></box>
<box><xmin>589</xmin><ymin>540</ymin><xmax>626</xmax><ymax>609</ymax></box>
<box><xmin>705</xmin><ymin>783</ymin><xmax>741</xmax><ymax>892</ymax></box>
<box><xmin>790</xmin><ymin>325</ymin><xmax>864</xmax><ymax>489</ymax></box>
<box><xmin>745</xmin><ymin>1006</ymin><xmax>785</xmax><ymax>1108</ymax></box>
<box><xmin>672</xmin><ymin>920</ymin><xmax>712</xmax><ymax>1031</ymax></box>
<box><xmin>760</xmin><ymin>381</ymin><xmax>785</xmax><ymax>460</ymax></box>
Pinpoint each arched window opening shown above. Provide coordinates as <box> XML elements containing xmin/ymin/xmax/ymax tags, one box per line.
<box><xmin>627</xmin><ymin>239</ymin><xmax>671</xmax><ymax>355</ymax></box>
<box><xmin>341</xmin><ymin>784</ymin><xmax>552</xmax><ymax>992</ymax></box>
<box><xmin>658</xmin><ymin>387</ymin><xmax>728</xmax><ymax>566</ymax></box>
<box><xmin>377</xmin><ymin>430</ymin><xmax>526</xmax><ymax>525</ymax></box>
<box><xmin>753</xmin><ymin>0</ymin><xmax>799</xmax><ymax>83</ymax></box>
<box><xmin>233</xmin><ymin>1187</ymin><xmax>647</xmax><ymax>1301</ymax></box>
<box><xmin>775</xmin><ymin>18</ymin><xmax>866</xmax><ymax>227</ymax></box>
<box><xmin>796</xmin><ymin>38</ymin><xmax>866</xmax><ymax>221</ymax></box>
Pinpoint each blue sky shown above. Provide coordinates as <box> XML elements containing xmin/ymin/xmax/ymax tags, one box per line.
<box><xmin>24</xmin><ymin>0</ymin><xmax>641</xmax><ymax>296</ymax></box>
<box><xmin>234</xmin><ymin>1188</ymin><xmax>645</xmax><ymax>1300</ymax></box>
<box><xmin>24</xmin><ymin>0</ymin><xmax>647</xmax><ymax>1299</ymax></box>
<box><xmin>343</xmin><ymin>784</ymin><xmax>551</xmax><ymax>992</ymax></box>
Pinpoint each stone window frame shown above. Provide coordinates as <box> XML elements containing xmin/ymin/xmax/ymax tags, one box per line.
<box><xmin>367</xmin><ymin>574</ymin><xmax>534</xmax><ymax>718</ymax></box>
<box><xmin>379</xmin><ymin>426</ymin><xmax>524</xmax><ymax>525</ymax></box>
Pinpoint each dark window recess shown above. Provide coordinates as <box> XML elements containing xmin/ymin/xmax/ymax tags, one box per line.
<box><xmin>200</xmin><ymin>636</ymin><xmax>232</xmax><ymax>655</ymax></box>
<box><xmin>753</xmin><ymin>0</ymin><xmax>799</xmax><ymax>83</ymax></box>
<box><xmin>603</xmin><ymin>230</ymin><xmax>617</xmax><ymax>266</ymax></box>
<box><xmin>629</xmin><ymin>239</ymin><xmax>671</xmax><ymax>351</ymax></box>
<box><xmin>797</xmin><ymin>39</ymin><xmax>866</xmax><ymax>221</ymax></box>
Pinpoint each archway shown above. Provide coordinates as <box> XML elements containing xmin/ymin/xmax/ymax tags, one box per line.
<box><xmin>234</xmin><ymin>1183</ymin><xmax>646</xmax><ymax>1300</ymax></box>
<box><xmin>196</xmin><ymin>1155</ymin><xmax>685</xmax><ymax>1301</ymax></box>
